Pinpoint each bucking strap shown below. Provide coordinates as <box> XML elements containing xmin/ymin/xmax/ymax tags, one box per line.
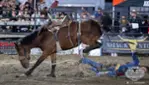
<box><xmin>53</xmin><ymin>30</ymin><xmax>62</xmax><ymax>51</ymax></box>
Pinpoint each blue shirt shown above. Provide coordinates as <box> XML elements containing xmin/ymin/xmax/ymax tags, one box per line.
<box><xmin>94</xmin><ymin>12</ymin><xmax>102</xmax><ymax>18</ymax></box>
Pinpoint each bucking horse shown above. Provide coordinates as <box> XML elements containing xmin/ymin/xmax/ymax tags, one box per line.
<box><xmin>14</xmin><ymin>14</ymin><xmax>112</xmax><ymax>77</ymax></box>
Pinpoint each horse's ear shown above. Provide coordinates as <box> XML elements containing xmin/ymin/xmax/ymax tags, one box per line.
<box><xmin>14</xmin><ymin>42</ymin><xmax>18</xmax><ymax>47</ymax></box>
<box><xmin>14</xmin><ymin>42</ymin><xmax>19</xmax><ymax>50</ymax></box>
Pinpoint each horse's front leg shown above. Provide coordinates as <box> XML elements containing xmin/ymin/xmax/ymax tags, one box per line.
<box><xmin>25</xmin><ymin>53</ymin><xmax>49</xmax><ymax>76</ymax></box>
<box><xmin>47</xmin><ymin>53</ymin><xmax>56</xmax><ymax>77</ymax></box>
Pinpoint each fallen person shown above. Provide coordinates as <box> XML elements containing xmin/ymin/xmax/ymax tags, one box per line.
<box><xmin>80</xmin><ymin>52</ymin><xmax>149</xmax><ymax>77</ymax></box>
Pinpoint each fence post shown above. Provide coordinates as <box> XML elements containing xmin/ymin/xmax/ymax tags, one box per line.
<box><xmin>112</xmin><ymin>6</ymin><xmax>115</xmax><ymax>27</ymax></box>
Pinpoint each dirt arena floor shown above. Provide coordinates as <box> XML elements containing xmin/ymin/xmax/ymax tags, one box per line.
<box><xmin>0</xmin><ymin>54</ymin><xmax>149</xmax><ymax>85</ymax></box>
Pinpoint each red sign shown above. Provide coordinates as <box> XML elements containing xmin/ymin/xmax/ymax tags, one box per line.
<box><xmin>0</xmin><ymin>42</ymin><xmax>15</xmax><ymax>47</ymax></box>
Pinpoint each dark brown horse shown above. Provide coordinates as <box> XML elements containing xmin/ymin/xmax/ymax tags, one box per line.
<box><xmin>14</xmin><ymin>19</ymin><xmax>103</xmax><ymax>77</ymax></box>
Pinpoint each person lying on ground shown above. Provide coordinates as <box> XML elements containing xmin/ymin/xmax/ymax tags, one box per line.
<box><xmin>80</xmin><ymin>52</ymin><xmax>149</xmax><ymax>77</ymax></box>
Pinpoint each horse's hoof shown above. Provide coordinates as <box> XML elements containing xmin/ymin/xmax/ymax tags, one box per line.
<box><xmin>47</xmin><ymin>74</ymin><xmax>56</xmax><ymax>78</ymax></box>
<box><xmin>25</xmin><ymin>72</ymin><xmax>32</xmax><ymax>77</ymax></box>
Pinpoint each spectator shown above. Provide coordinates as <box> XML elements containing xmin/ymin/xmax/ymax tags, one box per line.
<box><xmin>2</xmin><ymin>2</ymin><xmax>10</xmax><ymax>18</ymax></box>
<box><xmin>119</xmin><ymin>16</ymin><xmax>129</xmax><ymax>33</ymax></box>
<box><xmin>128</xmin><ymin>9</ymin><xmax>143</xmax><ymax>37</ymax></box>
<box><xmin>0</xmin><ymin>1</ymin><xmax>2</xmax><ymax>17</ymax></box>
<box><xmin>41</xmin><ymin>7</ymin><xmax>48</xmax><ymax>17</ymax></box>
<box><xmin>10</xmin><ymin>9</ymin><xmax>18</xmax><ymax>21</ymax></box>
<box><xmin>142</xmin><ymin>15</ymin><xmax>149</xmax><ymax>34</ymax></box>
<box><xmin>17</xmin><ymin>9</ymin><xmax>24</xmax><ymax>21</ymax></box>
<box><xmin>80</xmin><ymin>7</ymin><xmax>91</xmax><ymax>20</ymax></box>
<box><xmin>31</xmin><ymin>8</ymin><xmax>40</xmax><ymax>24</ymax></box>
<box><xmin>94</xmin><ymin>7</ymin><xmax>103</xmax><ymax>19</ymax></box>
<box><xmin>23</xmin><ymin>7</ymin><xmax>30</xmax><ymax>21</ymax></box>
<box><xmin>59</xmin><ymin>12</ymin><xmax>67</xmax><ymax>19</ymax></box>
<box><xmin>23</xmin><ymin>0</ymin><xmax>33</xmax><ymax>16</ymax></box>
<box><xmin>38</xmin><ymin>1</ymin><xmax>47</xmax><ymax>10</ymax></box>
<box><xmin>54</xmin><ymin>12</ymin><xmax>61</xmax><ymax>19</ymax></box>
<box><xmin>39</xmin><ymin>10</ymin><xmax>49</xmax><ymax>25</ymax></box>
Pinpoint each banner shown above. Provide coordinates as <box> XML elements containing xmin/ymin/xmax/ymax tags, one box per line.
<box><xmin>0</xmin><ymin>40</ymin><xmax>16</xmax><ymax>54</ymax></box>
<box><xmin>144</xmin><ymin>1</ymin><xmax>149</xmax><ymax>6</ymax></box>
<box><xmin>102</xmin><ymin>34</ymin><xmax>149</xmax><ymax>54</ymax></box>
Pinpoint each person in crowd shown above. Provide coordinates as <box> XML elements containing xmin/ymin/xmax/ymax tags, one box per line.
<box><xmin>59</xmin><ymin>12</ymin><xmax>67</xmax><ymax>19</ymax></box>
<box><xmin>80</xmin><ymin>7</ymin><xmax>91</xmax><ymax>20</ymax></box>
<box><xmin>23</xmin><ymin>0</ymin><xmax>33</xmax><ymax>16</ymax></box>
<box><xmin>23</xmin><ymin>7</ymin><xmax>31</xmax><ymax>21</ymax></box>
<box><xmin>128</xmin><ymin>9</ymin><xmax>143</xmax><ymax>37</ymax></box>
<box><xmin>41</xmin><ymin>7</ymin><xmax>49</xmax><ymax>17</ymax></box>
<box><xmin>0</xmin><ymin>1</ymin><xmax>3</xmax><ymax>16</ymax></box>
<box><xmin>94</xmin><ymin>7</ymin><xmax>103</xmax><ymax>19</ymax></box>
<box><xmin>31</xmin><ymin>8</ymin><xmax>40</xmax><ymax>22</ymax></box>
<box><xmin>17</xmin><ymin>9</ymin><xmax>24</xmax><ymax>21</ymax></box>
<box><xmin>119</xmin><ymin>16</ymin><xmax>129</xmax><ymax>33</ymax></box>
<box><xmin>37</xmin><ymin>1</ymin><xmax>47</xmax><ymax>10</ymax></box>
<box><xmin>39</xmin><ymin>10</ymin><xmax>49</xmax><ymax>25</ymax></box>
<box><xmin>10</xmin><ymin>9</ymin><xmax>18</xmax><ymax>21</ymax></box>
<box><xmin>142</xmin><ymin>15</ymin><xmax>149</xmax><ymax>34</ymax></box>
<box><xmin>50</xmin><ymin>0</ymin><xmax>59</xmax><ymax>9</ymax></box>
<box><xmin>2</xmin><ymin>2</ymin><xmax>11</xmax><ymax>18</ymax></box>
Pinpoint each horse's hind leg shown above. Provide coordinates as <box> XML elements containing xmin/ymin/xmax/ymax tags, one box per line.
<box><xmin>25</xmin><ymin>53</ymin><xmax>49</xmax><ymax>76</ymax></box>
<box><xmin>83</xmin><ymin>42</ymin><xmax>102</xmax><ymax>53</ymax></box>
<box><xmin>47</xmin><ymin>53</ymin><xmax>56</xmax><ymax>77</ymax></box>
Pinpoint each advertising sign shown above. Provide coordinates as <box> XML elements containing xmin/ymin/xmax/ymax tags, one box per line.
<box><xmin>102</xmin><ymin>34</ymin><xmax>149</xmax><ymax>54</ymax></box>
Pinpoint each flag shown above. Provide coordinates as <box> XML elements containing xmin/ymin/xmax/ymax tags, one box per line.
<box><xmin>113</xmin><ymin>0</ymin><xmax>125</xmax><ymax>6</ymax></box>
<box><xmin>39</xmin><ymin>0</ymin><xmax>45</xmax><ymax>3</ymax></box>
<box><xmin>50</xmin><ymin>0</ymin><xmax>59</xmax><ymax>8</ymax></box>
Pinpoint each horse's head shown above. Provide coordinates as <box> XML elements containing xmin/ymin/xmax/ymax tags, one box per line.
<box><xmin>14</xmin><ymin>42</ymin><xmax>30</xmax><ymax>69</ymax></box>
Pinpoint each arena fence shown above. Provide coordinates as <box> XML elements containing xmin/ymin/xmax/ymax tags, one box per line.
<box><xmin>0</xmin><ymin>9</ymin><xmax>149</xmax><ymax>55</ymax></box>
<box><xmin>0</xmin><ymin>33</ymin><xmax>27</xmax><ymax>55</ymax></box>
<box><xmin>0</xmin><ymin>39</ymin><xmax>16</xmax><ymax>55</ymax></box>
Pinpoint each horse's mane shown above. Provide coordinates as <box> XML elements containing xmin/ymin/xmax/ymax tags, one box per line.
<box><xmin>20</xmin><ymin>30</ymin><xmax>39</xmax><ymax>45</ymax></box>
<box><xmin>19</xmin><ymin>21</ymin><xmax>52</xmax><ymax>45</ymax></box>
